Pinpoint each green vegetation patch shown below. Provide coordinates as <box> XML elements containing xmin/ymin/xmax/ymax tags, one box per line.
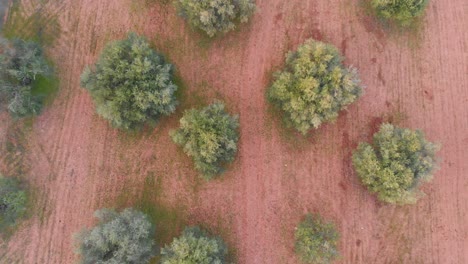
<box><xmin>176</xmin><ymin>0</ymin><xmax>256</xmax><ymax>37</ymax></box>
<box><xmin>352</xmin><ymin>123</ymin><xmax>439</xmax><ymax>204</ymax></box>
<box><xmin>171</xmin><ymin>101</ymin><xmax>239</xmax><ymax>180</ymax></box>
<box><xmin>0</xmin><ymin>38</ymin><xmax>56</xmax><ymax>118</ymax></box>
<box><xmin>295</xmin><ymin>214</ymin><xmax>340</xmax><ymax>264</ymax></box>
<box><xmin>3</xmin><ymin>0</ymin><xmax>61</xmax><ymax>46</ymax></box>
<box><xmin>81</xmin><ymin>33</ymin><xmax>178</xmax><ymax>130</ymax></box>
<box><xmin>161</xmin><ymin>226</ymin><xmax>228</xmax><ymax>264</ymax></box>
<box><xmin>75</xmin><ymin>208</ymin><xmax>157</xmax><ymax>264</ymax></box>
<box><xmin>371</xmin><ymin>0</ymin><xmax>429</xmax><ymax>27</ymax></box>
<box><xmin>268</xmin><ymin>39</ymin><xmax>363</xmax><ymax>135</ymax></box>
<box><xmin>0</xmin><ymin>175</ymin><xmax>28</xmax><ymax>234</ymax></box>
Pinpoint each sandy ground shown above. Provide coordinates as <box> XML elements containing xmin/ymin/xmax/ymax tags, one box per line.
<box><xmin>0</xmin><ymin>0</ymin><xmax>467</xmax><ymax>263</ymax></box>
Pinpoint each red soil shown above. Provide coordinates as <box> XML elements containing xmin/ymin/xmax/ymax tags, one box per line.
<box><xmin>1</xmin><ymin>0</ymin><xmax>467</xmax><ymax>263</ymax></box>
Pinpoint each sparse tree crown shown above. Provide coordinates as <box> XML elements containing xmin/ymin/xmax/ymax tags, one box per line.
<box><xmin>0</xmin><ymin>38</ymin><xmax>51</xmax><ymax>117</ymax></box>
<box><xmin>295</xmin><ymin>214</ymin><xmax>339</xmax><ymax>264</ymax></box>
<box><xmin>0</xmin><ymin>175</ymin><xmax>28</xmax><ymax>232</ymax></box>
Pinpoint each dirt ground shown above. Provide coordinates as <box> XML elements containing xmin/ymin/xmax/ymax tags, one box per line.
<box><xmin>0</xmin><ymin>0</ymin><xmax>467</xmax><ymax>263</ymax></box>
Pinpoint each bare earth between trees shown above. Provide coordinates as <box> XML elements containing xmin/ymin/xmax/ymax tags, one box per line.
<box><xmin>0</xmin><ymin>0</ymin><xmax>467</xmax><ymax>263</ymax></box>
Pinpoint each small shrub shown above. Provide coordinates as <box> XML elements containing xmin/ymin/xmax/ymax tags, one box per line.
<box><xmin>352</xmin><ymin>123</ymin><xmax>439</xmax><ymax>204</ymax></box>
<box><xmin>295</xmin><ymin>214</ymin><xmax>339</xmax><ymax>264</ymax></box>
<box><xmin>75</xmin><ymin>208</ymin><xmax>156</xmax><ymax>264</ymax></box>
<box><xmin>371</xmin><ymin>0</ymin><xmax>429</xmax><ymax>27</ymax></box>
<box><xmin>161</xmin><ymin>226</ymin><xmax>228</xmax><ymax>263</ymax></box>
<box><xmin>176</xmin><ymin>0</ymin><xmax>256</xmax><ymax>37</ymax></box>
<box><xmin>81</xmin><ymin>33</ymin><xmax>178</xmax><ymax>130</ymax></box>
<box><xmin>268</xmin><ymin>39</ymin><xmax>363</xmax><ymax>135</ymax></box>
<box><xmin>0</xmin><ymin>38</ymin><xmax>51</xmax><ymax>117</ymax></box>
<box><xmin>171</xmin><ymin>102</ymin><xmax>239</xmax><ymax>180</ymax></box>
<box><xmin>0</xmin><ymin>175</ymin><xmax>28</xmax><ymax>232</ymax></box>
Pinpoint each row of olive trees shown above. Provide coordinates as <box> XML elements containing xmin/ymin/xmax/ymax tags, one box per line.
<box><xmin>73</xmin><ymin>209</ymin><xmax>342</xmax><ymax>264</ymax></box>
<box><xmin>74</xmin><ymin>208</ymin><xmax>229</xmax><ymax>264</ymax></box>
<box><xmin>0</xmin><ymin>0</ymin><xmax>429</xmax><ymax>118</ymax></box>
<box><xmin>174</xmin><ymin>0</ymin><xmax>428</xmax><ymax>37</ymax></box>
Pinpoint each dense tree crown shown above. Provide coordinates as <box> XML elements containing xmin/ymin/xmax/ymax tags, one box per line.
<box><xmin>177</xmin><ymin>0</ymin><xmax>256</xmax><ymax>37</ymax></box>
<box><xmin>0</xmin><ymin>175</ymin><xmax>28</xmax><ymax>232</ymax></box>
<box><xmin>295</xmin><ymin>214</ymin><xmax>339</xmax><ymax>264</ymax></box>
<box><xmin>81</xmin><ymin>33</ymin><xmax>178</xmax><ymax>130</ymax></box>
<box><xmin>0</xmin><ymin>38</ymin><xmax>51</xmax><ymax>117</ymax></box>
<box><xmin>75</xmin><ymin>208</ymin><xmax>156</xmax><ymax>264</ymax></box>
<box><xmin>171</xmin><ymin>102</ymin><xmax>239</xmax><ymax>180</ymax></box>
<box><xmin>268</xmin><ymin>39</ymin><xmax>363</xmax><ymax>135</ymax></box>
<box><xmin>352</xmin><ymin>123</ymin><xmax>438</xmax><ymax>204</ymax></box>
<box><xmin>161</xmin><ymin>226</ymin><xmax>228</xmax><ymax>264</ymax></box>
<box><xmin>371</xmin><ymin>0</ymin><xmax>429</xmax><ymax>26</ymax></box>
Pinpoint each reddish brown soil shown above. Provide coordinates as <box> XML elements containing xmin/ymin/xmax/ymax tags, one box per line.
<box><xmin>1</xmin><ymin>0</ymin><xmax>467</xmax><ymax>263</ymax></box>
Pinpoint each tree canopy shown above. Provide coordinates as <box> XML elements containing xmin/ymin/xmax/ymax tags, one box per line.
<box><xmin>352</xmin><ymin>123</ymin><xmax>439</xmax><ymax>204</ymax></box>
<box><xmin>371</xmin><ymin>0</ymin><xmax>429</xmax><ymax>26</ymax></box>
<box><xmin>295</xmin><ymin>214</ymin><xmax>339</xmax><ymax>264</ymax></box>
<box><xmin>75</xmin><ymin>208</ymin><xmax>156</xmax><ymax>264</ymax></box>
<box><xmin>0</xmin><ymin>175</ymin><xmax>28</xmax><ymax>232</ymax></box>
<box><xmin>81</xmin><ymin>33</ymin><xmax>178</xmax><ymax>130</ymax></box>
<box><xmin>161</xmin><ymin>226</ymin><xmax>228</xmax><ymax>264</ymax></box>
<box><xmin>171</xmin><ymin>102</ymin><xmax>239</xmax><ymax>180</ymax></box>
<box><xmin>177</xmin><ymin>0</ymin><xmax>256</xmax><ymax>37</ymax></box>
<box><xmin>0</xmin><ymin>38</ymin><xmax>51</xmax><ymax>117</ymax></box>
<box><xmin>268</xmin><ymin>39</ymin><xmax>363</xmax><ymax>135</ymax></box>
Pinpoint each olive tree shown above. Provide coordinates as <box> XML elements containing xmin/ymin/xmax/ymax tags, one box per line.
<box><xmin>81</xmin><ymin>33</ymin><xmax>178</xmax><ymax>130</ymax></box>
<box><xmin>75</xmin><ymin>208</ymin><xmax>156</xmax><ymax>264</ymax></box>
<box><xmin>176</xmin><ymin>0</ymin><xmax>256</xmax><ymax>37</ymax></box>
<box><xmin>268</xmin><ymin>39</ymin><xmax>363</xmax><ymax>135</ymax></box>
<box><xmin>0</xmin><ymin>175</ymin><xmax>28</xmax><ymax>232</ymax></box>
<box><xmin>371</xmin><ymin>0</ymin><xmax>429</xmax><ymax>26</ymax></box>
<box><xmin>352</xmin><ymin>123</ymin><xmax>438</xmax><ymax>204</ymax></box>
<box><xmin>0</xmin><ymin>38</ymin><xmax>51</xmax><ymax>117</ymax></box>
<box><xmin>171</xmin><ymin>102</ymin><xmax>239</xmax><ymax>180</ymax></box>
<box><xmin>161</xmin><ymin>226</ymin><xmax>228</xmax><ymax>264</ymax></box>
<box><xmin>295</xmin><ymin>214</ymin><xmax>339</xmax><ymax>264</ymax></box>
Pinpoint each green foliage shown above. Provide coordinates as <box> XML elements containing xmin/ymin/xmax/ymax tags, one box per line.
<box><xmin>295</xmin><ymin>214</ymin><xmax>339</xmax><ymax>264</ymax></box>
<box><xmin>177</xmin><ymin>0</ymin><xmax>256</xmax><ymax>37</ymax></box>
<box><xmin>0</xmin><ymin>38</ymin><xmax>51</xmax><ymax>117</ymax></box>
<box><xmin>352</xmin><ymin>123</ymin><xmax>438</xmax><ymax>204</ymax></box>
<box><xmin>171</xmin><ymin>102</ymin><xmax>239</xmax><ymax>180</ymax></box>
<box><xmin>371</xmin><ymin>0</ymin><xmax>429</xmax><ymax>26</ymax></box>
<box><xmin>161</xmin><ymin>226</ymin><xmax>228</xmax><ymax>264</ymax></box>
<box><xmin>81</xmin><ymin>33</ymin><xmax>178</xmax><ymax>130</ymax></box>
<box><xmin>268</xmin><ymin>39</ymin><xmax>363</xmax><ymax>135</ymax></box>
<box><xmin>75</xmin><ymin>208</ymin><xmax>156</xmax><ymax>264</ymax></box>
<box><xmin>0</xmin><ymin>175</ymin><xmax>28</xmax><ymax>232</ymax></box>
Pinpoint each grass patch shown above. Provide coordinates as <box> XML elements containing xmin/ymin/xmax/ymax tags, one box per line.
<box><xmin>3</xmin><ymin>0</ymin><xmax>61</xmax><ymax>46</ymax></box>
<box><xmin>31</xmin><ymin>74</ymin><xmax>60</xmax><ymax>107</ymax></box>
<box><xmin>114</xmin><ymin>172</ymin><xmax>186</xmax><ymax>263</ymax></box>
<box><xmin>2</xmin><ymin>120</ymin><xmax>32</xmax><ymax>177</ymax></box>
